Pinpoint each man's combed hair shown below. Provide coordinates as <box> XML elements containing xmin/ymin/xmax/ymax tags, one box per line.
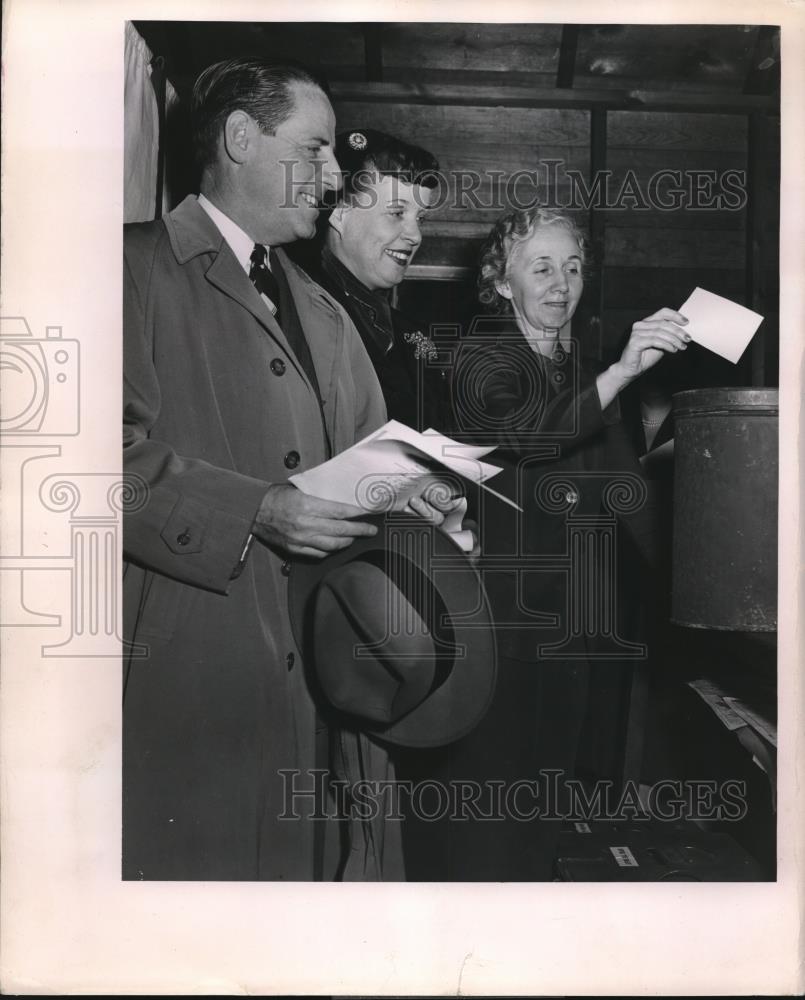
<box><xmin>191</xmin><ymin>57</ymin><xmax>323</xmax><ymax>171</ymax></box>
<box><xmin>334</xmin><ymin>128</ymin><xmax>440</xmax><ymax>197</ymax></box>
<box><xmin>478</xmin><ymin>207</ymin><xmax>589</xmax><ymax>314</ymax></box>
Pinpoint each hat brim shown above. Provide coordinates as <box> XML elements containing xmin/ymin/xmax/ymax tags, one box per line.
<box><xmin>288</xmin><ymin>513</ymin><xmax>497</xmax><ymax>748</ymax></box>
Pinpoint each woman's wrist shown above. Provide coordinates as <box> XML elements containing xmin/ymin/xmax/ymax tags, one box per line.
<box><xmin>596</xmin><ymin>361</ymin><xmax>635</xmax><ymax>411</ymax></box>
<box><xmin>607</xmin><ymin>359</ymin><xmax>637</xmax><ymax>389</ymax></box>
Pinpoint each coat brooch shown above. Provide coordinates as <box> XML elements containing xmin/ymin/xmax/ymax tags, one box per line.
<box><xmin>403</xmin><ymin>329</ymin><xmax>439</xmax><ymax>362</ymax></box>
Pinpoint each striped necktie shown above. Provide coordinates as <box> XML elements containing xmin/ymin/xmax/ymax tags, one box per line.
<box><xmin>249</xmin><ymin>243</ymin><xmax>281</xmax><ymax>322</ymax></box>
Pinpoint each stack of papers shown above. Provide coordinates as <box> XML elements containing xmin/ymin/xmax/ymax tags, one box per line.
<box><xmin>289</xmin><ymin>421</ymin><xmax>521</xmax><ymax>552</ymax></box>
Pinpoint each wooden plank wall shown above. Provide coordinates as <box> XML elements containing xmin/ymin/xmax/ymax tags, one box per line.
<box><xmin>137</xmin><ymin>20</ymin><xmax>779</xmax><ymax>385</ymax></box>
<box><xmin>333</xmin><ymin>92</ymin><xmax>777</xmax><ymax>383</ymax></box>
<box><xmin>333</xmin><ymin>101</ymin><xmax>590</xmax><ymax>270</ymax></box>
<box><xmin>602</xmin><ymin>110</ymin><xmax>748</xmax><ymax>363</ymax></box>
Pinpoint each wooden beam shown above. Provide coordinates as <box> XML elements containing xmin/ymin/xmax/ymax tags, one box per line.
<box><xmin>406</xmin><ymin>264</ymin><xmax>474</xmax><ymax>282</ymax></box>
<box><xmin>363</xmin><ymin>23</ymin><xmax>383</xmax><ymax>82</ymax></box>
<box><xmin>423</xmin><ymin>221</ymin><xmax>499</xmax><ymax>239</ymax></box>
<box><xmin>556</xmin><ymin>24</ymin><xmax>580</xmax><ymax>90</ymax></box>
<box><xmin>588</xmin><ymin>107</ymin><xmax>607</xmax><ymax>359</ymax></box>
<box><xmin>329</xmin><ymin>80</ymin><xmax>778</xmax><ymax>114</ymax></box>
<box><xmin>745</xmin><ymin>112</ymin><xmax>768</xmax><ymax>386</ymax></box>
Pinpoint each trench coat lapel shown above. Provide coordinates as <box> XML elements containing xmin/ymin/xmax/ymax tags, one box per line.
<box><xmin>276</xmin><ymin>247</ymin><xmax>343</xmax><ymax>437</ymax></box>
<box><xmin>204</xmin><ymin>240</ymin><xmax>316</xmax><ymax>391</ymax></box>
<box><xmin>165</xmin><ymin>195</ymin><xmax>315</xmax><ymax>392</ymax></box>
<box><xmin>165</xmin><ymin>197</ymin><xmax>351</xmax><ymax>445</ymax></box>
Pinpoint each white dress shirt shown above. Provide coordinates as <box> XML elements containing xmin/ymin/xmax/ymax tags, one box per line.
<box><xmin>197</xmin><ymin>193</ymin><xmax>279</xmax><ymax>315</ymax></box>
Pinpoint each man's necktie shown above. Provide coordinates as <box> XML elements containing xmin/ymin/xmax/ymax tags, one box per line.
<box><xmin>248</xmin><ymin>244</ymin><xmax>327</xmax><ymax>454</ymax></box>
<box><xmin>249</xmin><ymin>243</ymin><xmax>281</xmax><ymax>323</ymax></box>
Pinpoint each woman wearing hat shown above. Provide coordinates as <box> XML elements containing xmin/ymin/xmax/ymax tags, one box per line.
<box><xmin>302</xmin><ymin>128</ymin><xmax>451</xmax><ymax>433</ymax></box>
<box><xmin>430</xmin><ymin>206</ymin><xmax>689</xmax><ymax>880</ymax></box>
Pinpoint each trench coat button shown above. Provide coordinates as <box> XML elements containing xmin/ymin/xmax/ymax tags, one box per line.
<box><xmin>177</xmin><ymin>531</ymin><xmax>191</xmax><ymax>546</ymax></box>
<box><xmin>270</xmin><ymin>358</ymin><xmax>286</xmax><ymax>376</ymax></box>
<box><xmin>286</xmin><ymin>652</ymin><xmax>295</xmax><ymax>670</ymax></box>
<box><xmin>281</xmin><ymin>560</ymin><xmax>291</xmax><ymax>577</ymax></box>
<box><xmin>284</xmin><ymin>450</ymin><xmax>300</xmax><ymax>469</ymax></box>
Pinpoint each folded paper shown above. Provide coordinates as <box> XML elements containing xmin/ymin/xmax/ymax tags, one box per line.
<box><xmin>289</xmin><ymin>420</ymin><xmax>521</xmax><ymax>553</ymax></box>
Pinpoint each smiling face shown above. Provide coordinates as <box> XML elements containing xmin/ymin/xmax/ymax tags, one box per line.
<box><xmin>496</xmin><ymin>223</ymin><xmax>584</xmax><ymax>335</ymax></box>
<box><xmin>227</xmin><ymin>82</ymin><xmax>340</xmax><ymax>245</ymax></box>
<box><xmin>327</xmin><ymin>173</ymin><xmax>436</xmax><ymax>291</ymax></box>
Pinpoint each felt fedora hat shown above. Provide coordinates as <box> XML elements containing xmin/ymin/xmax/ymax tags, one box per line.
<box><xmin>288</xmin><ymin>513</ymin><xmax>497</xmax><ymax>748</ymax></box>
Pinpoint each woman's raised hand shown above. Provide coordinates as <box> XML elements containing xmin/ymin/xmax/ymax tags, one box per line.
<box><xmin>595</xmin><ymin>307</ymin><xmax>691</xmax><ymax>410</ymax></box>
<box><xmin>616</xmin><ymin>308</ymin><xmax>690</xmax><ymax>380</ymax></box>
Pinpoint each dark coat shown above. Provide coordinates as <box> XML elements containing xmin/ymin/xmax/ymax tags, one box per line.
<box><xmin>122</xmin><ymin>195</ymin><xmax>386</xmax><ymax>881</ymax></box>
<box><xmin>454</xmin><ymin>322</ymin><xmax>655</xmax><ymax>661</ymax></box>
<box><xmin>313</xmin><ymin>247</ymin><xmax>452</xmax><ymax>433</ymax></box>
<box><xmin>401</xmin><ymin>320</ymin><xmax>655</xmax><ymax>880</ymax></box>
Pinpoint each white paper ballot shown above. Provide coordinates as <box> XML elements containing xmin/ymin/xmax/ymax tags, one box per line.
<box><xmin>678</xmin><ymin>287</ymin><xmax>763</xmax><ymax>364</ymax></box>
<box><xmin>289</xmin><ymin>420</ymin><xmax>521</xmax><ymax>518</ymax></box>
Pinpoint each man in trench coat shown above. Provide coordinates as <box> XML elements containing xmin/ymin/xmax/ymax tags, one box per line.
<box><xmin>122</xmin><ymin>58</ymin><xmax>390</xmax><ymax>880</ymax></box>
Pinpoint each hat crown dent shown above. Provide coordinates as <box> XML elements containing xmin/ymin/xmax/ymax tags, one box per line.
<box><xmin>314</xmin><ymin>561</ymin><xmax>437</xmax><ymax>723</ymax></box>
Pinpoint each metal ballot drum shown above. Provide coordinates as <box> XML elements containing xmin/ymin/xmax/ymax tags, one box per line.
<box><xmin>671</xmin><ymin>388</ymin><xmax>778</xmax><ymax>631</ymax></box>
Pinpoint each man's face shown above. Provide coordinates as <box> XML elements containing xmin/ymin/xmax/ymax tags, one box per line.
<box><xmin>239</xmin><ymin>82</ymin><xmax>340</xmax><ymax>245</ymax></box>
<box><xmin>329</xmin><ymin>174</ymin><xmax>436</xmax><ymax>291</ymax></box>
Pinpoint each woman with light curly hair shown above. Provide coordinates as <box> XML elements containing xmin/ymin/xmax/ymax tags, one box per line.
<box><xmin>426</xmin><ymin>206</ymin><xmax>689</xmax><ymax>881</ymax></box>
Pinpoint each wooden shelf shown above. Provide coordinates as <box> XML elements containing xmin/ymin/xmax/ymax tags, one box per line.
<box><xmin>330</xmin><ymin>80</ymin><xmax>778</xmax><ymax>113</ymax></box>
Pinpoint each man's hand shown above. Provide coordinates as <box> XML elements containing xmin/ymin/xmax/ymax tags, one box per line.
<box><xmin>253</xmin><ymin>484</ymin><xmax>377</xmax><ymax>558</ymax></box>
<box><xmin>407</xmin><ymin>492</ymin><xmax>481</xmax><ymax>563</ymax></box>
<box><xmin>405</xmin><ymin>486</ymin><xmax>465</xmax><ymax>527</ymax></box>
